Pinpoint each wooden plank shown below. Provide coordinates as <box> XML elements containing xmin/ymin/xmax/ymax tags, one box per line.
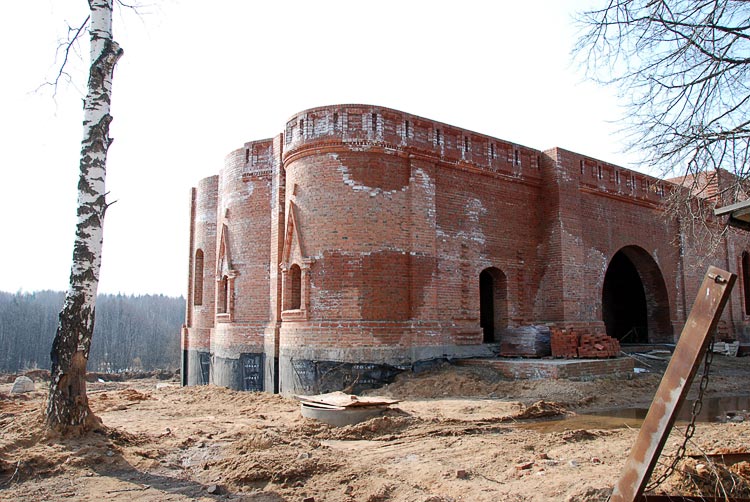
<box><xmin>611</xmin><ymin>266</ymin><xmax>736</xmax><ymax>502</ymax></box>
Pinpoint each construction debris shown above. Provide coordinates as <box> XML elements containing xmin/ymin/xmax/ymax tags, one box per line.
<box><xmin>295</xmin><ymin>391</ymin><xmax>399</xmax><ymax>408</ymax></box>
<box><xmin>711</xmin><ymin>340</ymin><xmax>740</xmax><ymax>357</ymax></box>
<box><xmin>296</xmin><ymin>392</ymin><xmax>400</xmax><ymax>427</ymax></box>
<box><xmin>499</xmin><ymin>325</ymin><xmax>551</xmax><ymax>357</ymax></box>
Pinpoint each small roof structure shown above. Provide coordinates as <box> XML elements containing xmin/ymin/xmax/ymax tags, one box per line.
<box><xmin>715</xmin><ymin>199</ymin><xmax>750</xmax><ymax>231</ymax></box>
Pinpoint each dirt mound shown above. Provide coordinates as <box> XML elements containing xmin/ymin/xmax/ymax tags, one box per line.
<box><xmin>171</xmin><ymin>384</ymin><xmax>292</xmax><ymax>410</ymax></box>
<box><xmin>1</xmin><ymin>450</ymin><xmax>62</xmax><ymax>480</ymax></box>
<box><xmin>0</xmin><ymin>419</ymin><xmax>135</xmax><ymax>484</ymax></box>
<box><xmin>119</xmin><ymin>388</ymin><xmax>151</xmax><ymax>401</ymax></box>
<box><xmin>371</xmin><ymin>364</ymin><xmax>501</xmax><ymax>399</ymax></box>
<box><xmin>233</xmin><ymin>431</ymin><xmax>289</xmax><ymax>452</ymax></box>
<box><xmin>91</xmin><ymin>388</ymin><xmax>152</xmax><ymax>412</ymax></box>
<box><xmin>218</xmin><ymin>433</ymin><xmax>339</xmax><ymax>487</ymax></box>
<box><xmin>225</xmin><ymin>452</ymin><xmax>331</xmax><ymax>484</ymax></box>
<box><xmin>368</xmin><ymin>363</ymin><xmax>663</xmax><ymax>410</ymax></box>
<box><xmin>564</xmin><ymin>487</ymin><xmax>612</xmax><ymax>501</ymax></box>
<box><xmin>328</xmin><ymin>415</ymin><xmax>419</xmax><ymax>440</ymax></box>
<box><xmin>512</xmin><ymin>400</ymin><xmax>567</xmax><ymax>420</ymax></box>
<box><xmin>105</xmin><ymin>426</ymin><xmax>152</xmax><ymax>447</ymax></box>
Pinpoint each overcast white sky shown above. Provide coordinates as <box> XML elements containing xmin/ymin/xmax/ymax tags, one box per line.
<box><xmin>0</xmin><ymin>0</ymin><xmax>642</xmax><ymax>297</ymax></box>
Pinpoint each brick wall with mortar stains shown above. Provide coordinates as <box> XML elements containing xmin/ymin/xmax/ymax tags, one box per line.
<box><xmin>182</xmin><ymin>104</ymin><xmax>750</xmax><ymax>394</ymax></box>
<box><xmin>182</xmin><ymin>175</ymin><xmax>218</xmax><ymax>386</ymax></box>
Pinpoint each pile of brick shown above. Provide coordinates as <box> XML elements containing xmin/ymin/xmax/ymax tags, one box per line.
<box><xmin>551</xmin><ymin>329</ymin><xmax>621</xmax><ymax>359</ymax></box>
<box><xmin>577</xmin><ymin>333</ymin><xmax>620</xmax><ymax>358</ymax></box>
<box><xmin>550</xmin><ymin>329</ymin><xmax>579</xmax><ymax>358</ymax></box>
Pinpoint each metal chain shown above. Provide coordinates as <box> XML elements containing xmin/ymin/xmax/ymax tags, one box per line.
<box><xmin>645</xmin><ymin>337</ymin><xmax>715</xmax><ymax>492</ymax></box>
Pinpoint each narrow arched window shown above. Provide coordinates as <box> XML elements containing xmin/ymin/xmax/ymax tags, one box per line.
<box><xmin>289</xmin><ymin>264</ymin><xmax>301</xmax><ymax>310</ymax></box>
<box><xmin>743</xmin><ymin>252</ymin><xmax>750</xmax><ymax>315</ymax></box>
<box><xmin>193</xmin><ymin>249</ymin><xmax>204</xmax><ymax>306</ymax></box>
<box><xmin>218</xmin><ymin>275</ymin><xmax>229</xmax><ymax>314</ymax></box>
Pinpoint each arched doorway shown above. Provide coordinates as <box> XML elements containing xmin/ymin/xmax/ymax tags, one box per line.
<box><xmin>479</xmin><ymin>267</ymin><xmax>508</xmax><ymax>343</ymax></box>
<box><xmin>602</xmin><ymin>246</ymin><xmax>671</xmax><ymax>343</ymax></box>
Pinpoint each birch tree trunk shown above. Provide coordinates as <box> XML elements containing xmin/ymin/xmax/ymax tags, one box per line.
<box><xmin>46</xmin><ymin>0</ymin><xmax>123</xmax><ymax>432</ymax></box>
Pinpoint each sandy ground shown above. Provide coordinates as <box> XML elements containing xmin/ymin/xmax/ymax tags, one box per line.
<box><xmin>1</xmin><ymin>356</ymin><xmax>749</xmax><ymax>502</ymax></box>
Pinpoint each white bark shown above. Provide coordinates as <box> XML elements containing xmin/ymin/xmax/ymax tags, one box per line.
<box><xmin>46</xmin><ymin>0</ymin><xmax>123</xmax><ymax>430</ymax></box>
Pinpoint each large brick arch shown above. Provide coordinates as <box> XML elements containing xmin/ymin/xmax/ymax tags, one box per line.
<box><xmin>602</xmin><ymin>245</ymin><xmax>672</xmax><ymax>344</ymax></box>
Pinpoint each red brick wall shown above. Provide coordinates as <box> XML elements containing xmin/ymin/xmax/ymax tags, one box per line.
<box><xmin>184</xmin><ymin>175</ymin><xmax>218</xmax><ymax>353</ymax></box>
<box><xmin>185</xmin><ymin>103</ymin><xmax>750</xmax><ymax>393</ymax></box>
<box><xmin>278</xmin><ymin>105</ymin><xmax>550</xmax><ymax>355</ymax></box>
<box><xmin>284</xmin><ymin>150</ymin><xmax>431</xmax><ymax>320</ymax></box>
<box><xmin>211</xmin><ymin>140</ymin><xmax>275</xmax><ymax>357</ymax></box>
<box><xmin>548</xmin><ymin>148</ymin><xmax>681</xmax><ymax>341</ymax></box>
<box><xmin>433</xmin><ymin>162</ymin><xmax>544</xmax><ymax>331</ymax></box>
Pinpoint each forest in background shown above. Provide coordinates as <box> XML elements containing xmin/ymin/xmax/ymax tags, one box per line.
<box><xmin>0</xmin><ymin>291</ymin><xmax>184</xmax><ymax>373</ymax></box>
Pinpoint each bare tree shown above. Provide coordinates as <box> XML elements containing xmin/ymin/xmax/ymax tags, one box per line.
<box><xmin>46</xmin><ymin>0</ymin><xmax>123</xmax><ymax>432</ymax></box>
<box><xmin>574</xmin><ymin>0</ymin><xmax>750</xmax><ymax>214</ymax></box>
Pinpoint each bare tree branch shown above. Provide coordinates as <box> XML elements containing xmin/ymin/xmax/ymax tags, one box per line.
<box><xmin>36</xmin><ymin>16</ymin><xmax>90</xmax><ymax>98</ymax></box>
<box><xmin>574</xmin><ymin>0</ymin><xmax>750</xmax><ymax>223</ymax></box>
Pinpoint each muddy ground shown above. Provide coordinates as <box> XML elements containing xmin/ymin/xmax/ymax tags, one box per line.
<box><xmin>1</xmin><ymin>355</ymin><xmax>749</xmax><ymax>501</ymax></box>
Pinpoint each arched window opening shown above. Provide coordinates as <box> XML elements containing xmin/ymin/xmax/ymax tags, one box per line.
<box><xmin>289</xmin><ymin>264</ymin><xmax>302</xmax><ymax>310</ymax></box>
<box><xmin>193</xmin><ymin>249</ymin><xmax>204</xmax><ymax>306</ymax></box>
<box><xmin>218</xmin><ymin>275</ymin><xmax>229</xmax><ymax>314</ymax></box>
<box><xmin>479</xmin><ymin>267</ymin><xmax>508</xmax><ymax>343</ymax></box>
<box><xmin>743</xmin><ymin>251</ymin><xmax>750</xmax><ymax>315</ymax></box>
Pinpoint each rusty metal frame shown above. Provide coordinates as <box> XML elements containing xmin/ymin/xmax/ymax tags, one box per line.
<box><xmin>611</xmin><ymin>266</ymin><xmax>736</xmax><ymax>502</ymax></box>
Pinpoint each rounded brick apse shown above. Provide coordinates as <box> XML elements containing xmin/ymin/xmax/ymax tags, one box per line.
<box><xmin>181</xmin><ymin>104</ymin><xmax>750</xmax><ymax>395</ymax></box>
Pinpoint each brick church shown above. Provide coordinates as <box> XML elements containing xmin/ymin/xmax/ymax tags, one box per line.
<box><xmin>181</xmin><ymin>104</ymin><xmax>750</xmax><ymax>395</ymax></box>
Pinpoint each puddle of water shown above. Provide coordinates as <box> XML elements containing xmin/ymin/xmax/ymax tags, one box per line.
<box><xmin>519</xmin><ymin>395</ymin><xmax>750</xmax><ymax>433</ymax></box>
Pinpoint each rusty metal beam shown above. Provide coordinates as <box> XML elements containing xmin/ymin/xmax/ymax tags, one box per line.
<box><xmin>611</xmin><ymin>266</ymin><xmax>736</xmax><ymax>502</ymax></box>
<box><xmin>688</xmin><ymin>451</ymin><xmax>750</xmax><ymax>466</ymax></box>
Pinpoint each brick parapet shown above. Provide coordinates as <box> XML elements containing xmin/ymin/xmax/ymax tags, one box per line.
<box><xmin>283</xmin><ymin>104</ymin><xmax>543</xmax><ymax>184</ymax></box>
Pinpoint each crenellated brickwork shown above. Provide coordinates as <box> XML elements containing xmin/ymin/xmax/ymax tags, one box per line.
<box><xmin>182</xmin><ymin>104</ymin><xmax>750</xmax><ymax>395</ymax></box>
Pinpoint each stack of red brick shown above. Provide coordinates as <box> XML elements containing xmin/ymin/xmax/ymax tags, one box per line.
<box><xmin>577</xmin><ymin>333</ymin><xmax>620</xmax><ymax>358</ymax></box>
<box><xmin>550</xmin><ymin>329</ymin><xmax>621</xmax><ymax>359</ymax></box>
<box><xmin>550</xmin><ymin>329</ymin><xmax>579</xmax><ymax>358</ymax></box>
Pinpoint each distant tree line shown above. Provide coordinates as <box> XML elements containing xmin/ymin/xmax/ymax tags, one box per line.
<box><xmin>0</xmin><ymin>291</ymin><xmax>184</xmax><ymax>373</ymax></box>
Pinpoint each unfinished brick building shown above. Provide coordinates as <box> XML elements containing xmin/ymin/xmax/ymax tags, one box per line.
<box><xmin>181</xmin><ymin>104</ymin><xmax>750</xmax><ymax>395</ymax></box>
